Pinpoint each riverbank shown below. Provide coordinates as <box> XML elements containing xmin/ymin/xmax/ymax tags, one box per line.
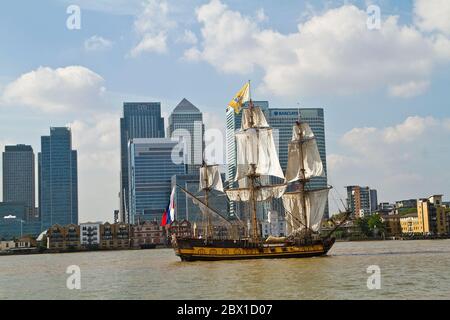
<box><xmin>0</xmin><ymin>245</ymin><xmax>171</xmax><ymax>257</ymax></box>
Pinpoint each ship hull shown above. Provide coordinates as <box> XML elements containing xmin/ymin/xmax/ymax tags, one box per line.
<box><xmin>172</xmin><ymin>238</ymin><xmax>335</xmax><ymax>261</ymax></box>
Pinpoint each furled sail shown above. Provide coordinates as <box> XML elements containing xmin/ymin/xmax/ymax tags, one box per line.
<box><xmin>285</xmin><ymin>123</ymin><xmax>324</xmax><ymax>183</ymax></box>
<box><xmin>235</xmin><ymin>107</ymin><xmax>285</xmax><ymax>181</ymax></box>
<box><xmin>282</xmin><ymin>188</ymin><xmax>329</xmax><ymax>234</ymax></box>
<box><xmin>199</xmin><ymin>165</ymin><xmax>224</xmax><ymax>192</ymax></box>
<box><xmin>226</xmin><ymin>184</ymin><xmax>287</xmax><ymax>202</ymax></box>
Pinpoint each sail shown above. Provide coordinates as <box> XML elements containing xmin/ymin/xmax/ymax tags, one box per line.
<box><xmin>226</xmin><ymin>184</ymin><xmax>287</xmax><ymax>202</ymax></box>
<box><xmin>241</xmin><ymin>107</ymin><xmax>269</xmax><ymax>129</ymax></box>
<box><xmin>282</xmin><ymin>188</ymin><xmax>329</xmax><ymax>233</ymax></box>
<box><xmin>235</xmin><ymin>108</ymin><xmax>284</xmax><ymax>181</ymax></box>
<box><xmin>285</xmin><ymin>123</ymin><xmax>324</xmax><ymax>183</ymax></box>
<box><xmin>199</xmin><ymin>165</ymin><xmax>224</xmax><ymax>192</ymax></box>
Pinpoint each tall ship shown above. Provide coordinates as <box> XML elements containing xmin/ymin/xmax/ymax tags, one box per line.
<box><xmin>172</xmin><ymin>82</ymin><xmax>339</xmax><ymax>261</ymax></box>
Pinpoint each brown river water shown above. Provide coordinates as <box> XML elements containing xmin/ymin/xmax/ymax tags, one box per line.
<box><xmin>1</xmin><ymin>240</ymin><xmax>450</xmax><ymax>300</ymax></box>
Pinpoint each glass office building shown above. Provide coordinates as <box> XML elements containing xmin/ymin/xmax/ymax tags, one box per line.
<box><xmin>167</xmin><ymin>98</ymin><xmax>204</xmax><ymax>174</ymax></box>
<box><xmin>120</xmin><ymin>102</ymin><xmax>165</xmax><ymax>223</ymax></box>
<box><xmin>2</xmin><ymin>145</ymin><xmax>35</xmax><ymax>212</ymax></box>
<box><xmin>128</xmin><ymin>138</ymin><xmax>186</xmax><ymax>224</ymax></box>
<box><xmin>39</xmin><ymin>127</ymin><xmax>78</xmax><ymax>231</ymax></box>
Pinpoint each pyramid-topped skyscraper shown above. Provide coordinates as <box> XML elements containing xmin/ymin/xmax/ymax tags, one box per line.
<box><xmin>168</xmin><ymin>98</ymin><xmax>204</xmax><ymax>173</ymax></box>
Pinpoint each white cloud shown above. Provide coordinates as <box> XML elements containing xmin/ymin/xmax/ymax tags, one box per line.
<box><xmin>178</xmin><ymin>30</ymin><xmax>198</xmax><ymax>45</ymax></box>
<box><xmin>68</xmin><ymin>114</ymin><xmax>120</xmax><ymax>222</ymax></box>
<box><xmin>1</xmin><ymin>66</ymin><xmax>106</xmax><ymax>113</ymax></box>
<box><xmin>186</xmin><ymin>1</ymin><xmax>450</xmax><ymax>98</ymax></box>
<box><xmin>414</xmin><ymin>0</ymin><xmax>450</xmax><ymax>35</ymax></box>
<box><xmin>388</xmin><ymin>80</ymin><xmax>430</xmax><ymax>98</ymax></box>
<box><xmin>129</xmin><ymin>0</ymin><xmax>176</xmax><ymax>57</ymax></box>
<box><xmin>84</xmin><ymin>35</ymin><xmax>114</xmax><ymax>51</ymax></box>
<box><xmin>328</xmin><ymin>116</ymin><xmax>450</xmax><ymax>213</ymax></box>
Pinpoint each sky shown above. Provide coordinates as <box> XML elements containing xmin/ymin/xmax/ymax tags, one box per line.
<box><xmin>0</xmin><ymin>0</ymin><xmax>449</xmax><ymax>222</ymax></box>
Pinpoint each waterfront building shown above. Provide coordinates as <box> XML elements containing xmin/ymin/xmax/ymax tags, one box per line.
<box><xmin>0</xmin><ymin>240</ymin><xmax>15</xmax><ymax>251</ymax></box>
<box><xmin>100</xmin><ymin>222</ymin><xmax>130</xmax><ymax>249</ymax></box>
<box><xmin>2</xmin><ymin>145</ymin><xmax>35</xmax><ymax>214</ymax></box>
<box><xmin>396</xmin><ymin>199</ymin><xmax>418</xmax><ymax>209</ymax></box>
<box><xmin>39</xmin><ymin>127</ymin><xmax>78</xmax><ymax>231</ymax></box>
<box><xmin>46</xmin><ymin>224</ymin><xmax>80</xmax><ymax>251</ymax></box>
<box><xmin>399</xmin><ymin>214</ymin><xmax>420</xmax><ymax>234</ymax></box>
<box><xmin>398</xmin><ymin>195</ymin><xmax>448</xmax><ymax>235</ymax></box>
<box><xmin>128</xmin><ymin>138</ymin><xmax>186</xmax><ymax>224</ymax></box>
<box><xmin>169</xmin><ymin>220</ymin><xmax>192</xmax><ymax>238</ymax></box>
<box><xmin>167</xmin><ymin>98</ymin><xmax>204</xmax><ymax>174</ymax></box>
<box><xmin>346</xmin><ymin>186</ymin><xmax>378</xmax><ymax>218</ymax></box>
<box><xmin>417</xmin><ymin>195</ymin><xmax>447</xmax><ymax>235</ymax></box>
<box><xmin>131</xmin><ymin>221</ymin><xmax>165</xmax><ymax>248</ymax></box>
<box><xmin>171</xmin><ymin>173</ymin><xmax>228</xmax><ymax>223</ymax></box>
<box><xmin>120</xmin><ymin>102</ymin><xmax>165</xmax><ymax>223</ymax></box>
<box><xmin>80</xmin><ymin>222</ymin><xmax>101</xmax><ymax>247</ymax></box>
<box><xmin>381</xmin><ymin>215</ymin><xmax>402</xmax><ymax>237</ymax></box>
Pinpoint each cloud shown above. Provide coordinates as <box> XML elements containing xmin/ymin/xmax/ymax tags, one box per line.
<box><xmin>178</xmin><ymin>30</ymin><xmax>198</xmax><ymax>45</ymax></box>
<box><xmin>388</xmin><ymin>80</ymin><xmax>430</xmax><ymax>98</ymax></box>
<box><xmin>68</xmin><ymin>114</ymin><xmax>120</xmax><ymax>222</ymax></box>
<box><xmin>1</xmin><ymin>66</ymin><xmax>106</xmax><ymax>113</ymax></box>
<box><xmin>328</xmin><ymin>116</ymin><xmax>450</xmax><ymax>213</ymax></box>
<box><xmin>129</xmin><ymin>0</ymin><xmax>176</xmax><ymax>57</ymax></box>
<box><xmin>414</xmin><ymin>0</ymin><xmax>450</xmax><ymax>35</ymax></box>
<box><xmin>84</xmin><ymin>35</ymin><xmax>114</xmax><ymax>51</ymax></box>
<box><xmin>186</xmin><ymin>1</ymin><xmax>450</xmax><ymax>98</ymax></box>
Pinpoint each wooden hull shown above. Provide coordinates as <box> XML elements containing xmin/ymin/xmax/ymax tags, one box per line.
<box><xmin>172</xmin><ymin>237</ymin><xmax>335</xmax><ymax>261</ymax></box>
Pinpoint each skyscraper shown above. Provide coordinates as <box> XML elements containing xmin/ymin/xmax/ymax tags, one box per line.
<box><xmin>39</xmin><ymin>127</ymin><xmax>78</xmax><ymax>230</ymax></box>
<box><xmin>167</xmin><ymin>98</ymin><xmax>204</xmax><ymax>174</ymax></box>
<box><xmin>120</xmin><ymin>102</ymin><xmax>165</xmax><ymax>222</ymax></box>
<box><xmin>2</xmin><ymin>145</ymin><xmax>35</xmax><ymax>211</ymax></box>
<box><xmin>128</xmin><ymin>138</ymin><xmax>186</xmax><ymax>224</ymax></box>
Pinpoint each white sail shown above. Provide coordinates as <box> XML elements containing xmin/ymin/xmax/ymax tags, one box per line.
<box><xmin>282</xmin><ymin>188</ymin><xmax>329</xmax><ymax>233</ymax></box>
<box><xmin>226</xmin><ymin>184</ymin><xmax>287</xmax><ymax>202</ymax></box>
<box><xmin>285</xmin><ymin>124</ymin><xmax>324</xmax><ymax>183</ymax></box>
<box><xmin>199</xmin><ymin>165</ymin><xmax>224</xmax><ymax>192</ymax></box>
<box><xmin>241</xmin><ymin>107</ymin><xmax>269</xmax><ymax>129</ymax></box>
<box><xmin>235</xmin><ymin>108</ymin><xmax>284</xmax><ymax>181</ymax></box>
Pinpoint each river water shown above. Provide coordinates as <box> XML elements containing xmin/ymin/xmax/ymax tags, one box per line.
<box><xmin>1</xmin><ymin>240</ymin><xmax>450</xmax><ymax>300</ymax></box>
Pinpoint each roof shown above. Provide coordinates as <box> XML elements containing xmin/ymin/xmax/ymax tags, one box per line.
<box><xmin>172</xmin><ymin>98</ymin><xmax>200</xmax><ymax>114</ymax></box>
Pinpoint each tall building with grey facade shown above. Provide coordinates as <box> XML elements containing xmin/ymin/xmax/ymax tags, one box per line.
<box><xmin>167</xmin><ymin>98</ymin><xmax>204</xmax><ymax>174</ymax></box>
<box><xmin>39</xmin><ymin>127</ymin><xmax>78</xmax><ymax>230</ymax></box>
<box><xmin>226</xmin><ymin>102</ymin><xmax>329</xmax><ymax>219</ymax></box>
<box><xmin>128</xmin><ymin>138</ymin><xmax>186</xmax><ymax>224</ymax></box>
<box><xmin>120</xmin><ymin>102</ymin><xmax>164</xmax><ymax>223</ymax></box>
<box><xmin>2</xmin><ymin>145</ymin><xmax>35</xmax><ymax>214</ymax></box>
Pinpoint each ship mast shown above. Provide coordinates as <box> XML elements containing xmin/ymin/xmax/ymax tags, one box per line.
<box><xmin>297</xmin><ymin>120</ymin><xmax>309</xmax><ymax>234</ymax></box>
<box><xmin>202</xmin><ymin>160</ymin><xmax>213</xmax><ymax>240</ymax></box>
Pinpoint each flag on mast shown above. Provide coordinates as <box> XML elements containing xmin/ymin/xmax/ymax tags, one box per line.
<box><xmin>227</xmin><ymin>82</ymin><xmax>250</xmax><ymax>114</ymax></box>
<box><xmin>169</xmin><ymin>187</ymin><xmax>176</xmax><ymax>222</ymax></box>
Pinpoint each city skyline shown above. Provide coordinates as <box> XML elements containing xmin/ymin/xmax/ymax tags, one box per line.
<box><xmin>0</xmin><ymin>0</ymin><xmax>449</xmax><ymax>222</ymax></box>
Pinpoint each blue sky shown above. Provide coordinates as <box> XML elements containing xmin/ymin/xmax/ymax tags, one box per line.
<box><xmin>0</xmin><ymin>0</ymin><xmax>449</xmax><ymax>221</ymax></box>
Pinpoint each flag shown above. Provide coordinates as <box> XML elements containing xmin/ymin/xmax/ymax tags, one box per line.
<box><xmin>169</xmin><ymin>187</ymin><xmax>176</xmax><ymax>222</ymax></box>
<box><xmin>161</xmin><ymin>208</ymin><xmax>168</xmax><ymax>226</ymax></box>
<box><xmin>228</xmin><ymin>82</ymin><xmax>250</xmax><ymax>114</ymax></box>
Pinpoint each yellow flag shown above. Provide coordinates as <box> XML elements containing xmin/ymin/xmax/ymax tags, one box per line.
<box><xmin>228</xmin><ymin>82</ymin><xmax>250</xmax><ymax>114</ymax></box>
